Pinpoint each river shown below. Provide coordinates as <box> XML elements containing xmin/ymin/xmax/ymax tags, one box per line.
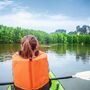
<box><xmin>0</xmin><ymin>44</ymin><xmax>90</xmax><ymax>90</ymax></box>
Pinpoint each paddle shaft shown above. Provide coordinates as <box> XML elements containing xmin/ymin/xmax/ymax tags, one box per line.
<box><xmin>0</xmin><ymin>76</ymin><xmax>73</xmax><ymax>85</ymax></box>
<box><xmin>51</xmin><ymin>76</ymin><xmax>73</xmax><ymax>80</ymax></box>
<box><xmin>0</xmin><ymin>82</ymin><xmax>13</xmax><ymax>85</ymax></box>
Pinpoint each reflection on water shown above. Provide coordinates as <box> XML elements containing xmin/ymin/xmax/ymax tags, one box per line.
<box><xmin>0</xmin><ymin>44</ymin><xmax>20</xmax><ymax>61</ymax></box>
<box><xmin>0</xmin><ymin>54</ymin><xmax>11</xmax><ymax>62</ymax></box>
<box><xmin>75</xmin><ymin>44</ymin><xmax>90</xmax><ymax>63</ymax></box>
<box><xmin>48</xmin><ymin>44</ymin><xmax>90</xmax><ymax>63</ymax></box>
<box><xmin>0</xmin><ymin>44</ymin><xmax>90</xmax><ymax>63</ymax></box>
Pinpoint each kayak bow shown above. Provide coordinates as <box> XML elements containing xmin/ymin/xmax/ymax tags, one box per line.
<box><xmin>49</xmin><ymin>71</ymin><xmax>64</xmax><ymax>90</ymax></box>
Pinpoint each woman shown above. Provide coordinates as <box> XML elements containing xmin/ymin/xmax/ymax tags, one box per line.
<box><xmin>12</xmin><ymin>35</ymin><xmax>50</xmax><ymax>90</ymax></box>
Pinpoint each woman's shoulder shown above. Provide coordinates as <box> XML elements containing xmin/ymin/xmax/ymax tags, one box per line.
<box><xmin>35</xmin><ymin>51</ymin><xmax>47</xmax><ymax>59</ymax></box>
<box><xmin>39</xmin><ymin>50</ymin><xmax>46</xmax><ymax>54</ymax></box>
<box><xmin>13</xmin><ymin>52</ymin><xmax>19</xmax><ymax>56</ymax></box>
<box><xmin>12</xmin><ymin>52</ymin><xmax>20</xmax><ymax>59</ymax></box>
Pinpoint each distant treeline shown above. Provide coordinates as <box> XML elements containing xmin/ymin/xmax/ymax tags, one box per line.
<box><xmin>0</xmin><ymin>25</ymin><xmax>90</xmax><ymax>44</ymax></box>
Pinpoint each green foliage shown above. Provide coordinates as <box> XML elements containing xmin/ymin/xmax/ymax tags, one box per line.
<box><xmin>0</xmin><ymin>25</ymin><xmax>50</xmax><ymax>44</ymax></box>
<box><xmin>0</xmin><ymin>25</ymin><xmax>90</xmax><ymax>44</ymax></box>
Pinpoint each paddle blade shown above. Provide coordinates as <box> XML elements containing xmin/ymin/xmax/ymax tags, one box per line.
<box><xmin>74</xmin><ymin>71</ymin><xmax>90</xmax><ymax>80</ymax></box>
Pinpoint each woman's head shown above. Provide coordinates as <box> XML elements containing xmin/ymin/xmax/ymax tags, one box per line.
<box><xmin>19</xmin><ymin>35</ymin><xmax>39</xmax><ymax>60</ymax></box>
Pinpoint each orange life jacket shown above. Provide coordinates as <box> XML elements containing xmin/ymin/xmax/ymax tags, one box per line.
<box><xmin>12</xmin><ymin>51</ymin><xmax>49</xmax><ymax>90</ymax></box>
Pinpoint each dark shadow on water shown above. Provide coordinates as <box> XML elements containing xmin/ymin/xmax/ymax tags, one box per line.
<box><xmin>0</xmin><ymin>44</ymin><xmax>20</xmax><ymax>62</ymax></box>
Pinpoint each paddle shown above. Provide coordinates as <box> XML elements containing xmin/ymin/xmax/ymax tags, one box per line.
<box><xmin>0</xmin><ymin>71</ymin><xmax>90</xmax><ymax>85</ymax></box>
<box><xmin>0</xmin><ymin>82</ymin><xmax>13</xmax><ymax>85</ymax></box>
<box><xmin>51</xmin><ymin>71</ymin><xmax>90</xmax><ymax>80</ymax></box>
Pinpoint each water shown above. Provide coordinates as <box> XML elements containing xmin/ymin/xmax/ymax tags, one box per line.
<box><xmin>0</xmin><ymin>44</ymin><xmax>90</xmax><ymax>90</ymax></box>
<box><xmin>47</xmin><ymin>45</ymin><xmax>90</xmax><ymax>90</ymax></box>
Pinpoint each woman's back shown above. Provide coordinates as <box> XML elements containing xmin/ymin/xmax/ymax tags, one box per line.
<box><xmin>12</xmin><ymin>35</ymin><xmax>50</xmax><ymax>90</ymax></box>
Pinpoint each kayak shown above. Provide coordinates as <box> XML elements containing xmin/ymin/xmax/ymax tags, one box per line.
<box><xmin>5</xmin><ymin>71</ymin><xmax>64</xmax><ymax>90</ymax></box>
<box><xmin>49</xmin><ymin>71</ymin><xmax>64</xmax><ymax>90</ymax></box>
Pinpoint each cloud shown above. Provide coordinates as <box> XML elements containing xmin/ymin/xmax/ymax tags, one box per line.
<box><xmin>0</xmin><ymin>10</ymin><xmax>90</xmax><ymax>33</ymax></box>
<box><xmin>0</xmin><ymin>0</ymin><xmax>13</xmax><ymax>10</ymax></box>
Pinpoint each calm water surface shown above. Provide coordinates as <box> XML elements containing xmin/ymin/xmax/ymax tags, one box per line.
<box><xmin>0</xmin><ymin>44</ymin><xmax>90</xmax><ymax>90</ymax></box>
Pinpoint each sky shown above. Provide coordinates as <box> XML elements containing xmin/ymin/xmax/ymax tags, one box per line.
<box><xmin>0</xmin><ymin>0</ymin><xmax>90</xmax><ymax>33</ymax></box>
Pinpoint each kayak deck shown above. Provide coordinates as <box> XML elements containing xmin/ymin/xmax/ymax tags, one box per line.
<box><xmin>7</xmin><ymin>85</ymin><xmax>14</xmax><ymax>90</ymax></box>
<box><xmin>6</xmin><ymin>71</ymin><xmax>64</xmax><ymax>90</ymax></box>
<box><xmin>49</xmin><ymin>71</ymin><xmax>64</xmax><ymax>90</ymax></box>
